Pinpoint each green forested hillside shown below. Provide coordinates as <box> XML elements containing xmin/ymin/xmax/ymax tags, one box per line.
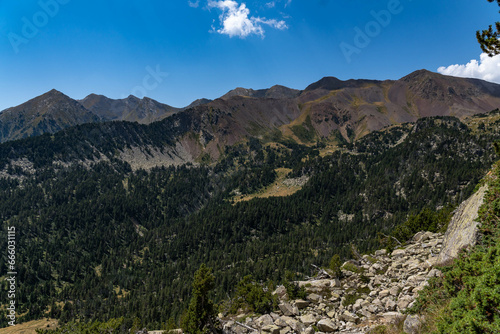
<box><xmin>1</xmin><ymin>114</ymin><xmax>499</xmax><ymax>330</ymax></box>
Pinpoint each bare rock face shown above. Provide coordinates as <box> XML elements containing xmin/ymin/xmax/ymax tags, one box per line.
<box><xmin>435</xmin><ymin>185</ymin><xmax>488</xmax><ymax>266</ymax></box>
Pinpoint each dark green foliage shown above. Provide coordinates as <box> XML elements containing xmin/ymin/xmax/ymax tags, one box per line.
<box><xmin>391</xmin><ymin>205</ymin><xmax>455</xmax><ymax>244</ymax></box>
<box><xmin>181</xmin><ymin>264</ymin><xmax>221</xmax><ymax>334</ymax></box>
<box><xmin>232</xmin><ymin>165</ymin><xmax>277</xmax><ymax>195</ymax></box>
<box><xmin>332</xmin><ymin>130</ymin><xmax>349</xmax><ymax>147</ymax></box>
<box><xmin>494</xmin><ymin>140</ymin><xmax>500</xmax><ymax>156</ymax></box>
<box><xmin>342</xmin><ymin>293</ymin><xmax>361</xmax><ymax>307</ymax></box>
<box><xmin>36</xmin><ymin>318</ymin><xmax>127</xmax><ymax>334</ymax></box>
<box><xmin>437</xmin><ymin>245</ymin><xmax>500</xmax><ymax>333</ymax></box>
<box><xmin>291</xmin><ymin>116</ymin><xmax>316</xmax><ymax>143</ymax></box>
<box><xmin>477</xmin><ymin>0</ymin><xmax>500</xmax><ymax>56</ymax></box>
<box><xmin>283</xmin><ymin>271</ymin><xmax>307</xmax><ymax>300</ymax></box>
<box><xmin>229</xmin><ymin>275</ymin><xmax>277</xmax><ymax>314</ymax></box>
<box><xmin>328</xmin><ymin>254</ymin><xmax>342</xmax><ymax>278</ymax></box>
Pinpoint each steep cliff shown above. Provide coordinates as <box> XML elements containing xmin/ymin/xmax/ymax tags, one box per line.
<box><xmin>435</xmin><ymin>185</ymin><xmax>488</xmax><ymax>266</ymax></box>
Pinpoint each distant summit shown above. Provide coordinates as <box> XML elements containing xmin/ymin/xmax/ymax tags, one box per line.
<box><xmin>221</xmin><ymin>85</ymin><xmax>300</xmax><ymax>100</ymax></box>
<box><xmin>304</xmin><ymin>77</ymin><xmax>385</xmax><ymax>91</ymax></box>
<box><xmin>79</xmin><ymin>94</ymin><xmax>179</xmax><ymax>124</ymax></box>
<box><xmin>0</xmin><ymin>89</ymin><xmax>101</xmax><ymax>142</ymax></box>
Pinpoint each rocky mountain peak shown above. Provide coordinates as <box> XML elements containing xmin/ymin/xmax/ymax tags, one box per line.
<box><xmin>221</xmin><ymin>85</ymin><xmax>300</xmax><ymax>100</ymax></box>
<box><xmin>400</xmin><ymin>69</ymin><xmax>434</xmax><ymax>82</ymax></box>
<box><xmin>304</xmin><ymin>77</ymin><xmax>384</xmax><ymax>92</ymax></box>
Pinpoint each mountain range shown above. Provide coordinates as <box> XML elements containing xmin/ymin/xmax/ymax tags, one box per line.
<box><xmin>1</xmin><ymin>69</ymin><xmax>500</xmax><ymax>150</ymax></box>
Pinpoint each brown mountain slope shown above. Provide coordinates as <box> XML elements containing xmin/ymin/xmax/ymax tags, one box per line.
<box><xmin>292</xmin><ymin>70</ymin><xmax>500</xmax><ymax>141</ymax></box>
<box><xmin>79</xmin><ymin>94</ymin><xmax>180</xmax><ymax>124</ymax></box>
<box><xmin>160</xmin><ymin>70</ymin><xmax>500</xmax><ymax>162</ymax></box>
<box><xmin>168</xmin><ymin>96</ymin><xmax>302</xmax><ymax>161</ymax></box>
<box><xmin>221</xmin><ymin>85</ymin><xmax>301</xmax><ymax>100</ymax></box>
<box><xmin>0</xmin><ymin>91</ymin><xmax>184</xmax><ymax>143</ymax></box>
<box><xmin>0</xmin><ymin>90</ymin><xmax>101</xmax><ymax>143</ymax></box>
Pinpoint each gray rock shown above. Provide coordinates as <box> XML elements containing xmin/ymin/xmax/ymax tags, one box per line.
<box><xmin>367</xmin><ymin>304</ymin><xmax>379</xmax><ymax>313</ymax></box>
<box><xmin>404</xmin><ymin>315</ymin><xmax>423</xmax><ymax>334</ymax></box>
<box><xmin>274</xmin><ymin>285</ymin><xmax>288</xmax><ymax>299</ymax></box>
<box><xmin>379</xmin><ymin>290</ymin><xmax>390</xmax><ymax>298</ymax></box>
<box><xmin>280</xmin><ymin>327</ymin><xmax>291</xmax><ymax>334</ymax></box>
<box><xmin>255</xmin><ymin>314</ymin><xmax>274</xmax><ymax>328</ymax></box>
<box><xmin>435</xmin><ymin>185</ymin><xmax>487</xmax><ymax>266</ymax></box>
<box><xmin>389</xmin><ymin>286</ymin><xmax>400</xmax><ymax>296</ymax></box>
<box><xmin>391</xmin><ymin>249</ymin><xmax>406</xmax><ymax>258</ymax></box>
<box><xmin>397</xmin><ymin>297</ymin><xmax>412</xmax><ymax>310</ymax></box>
<box><xmin>385</xmin><ymin>299</ymin><xmax>397</xmax><ymax>311</ymax></box>
<box><xmin>317</xmin><ymin>319</ymin><xmax>338</xmax><ymax>332</ymax></box>
<box><xmin>304</xmin><ymin>326</ymin><xmax>315</xmax><ymax>334</ymax></box>
<box><xmin>359</xmin><ymin>308</ymin><xmax>373</xmax><ymax>319</ymax></box>
<box><xmin>412</xmin><ymin>231</ymin><xmax>426</xmax><ymax>243</ymax></box>
<box><xmin>331</xmin><ymin>278</ymin><xmax>341</xmax><ymax>287</ymax></box>
<box><xmin>307</xmin><ymin>293</ymin><xmax>322</xmax><ymax>303</ymax></box>
<box><xmin>299</xmin><ymin>314</ymin><xmax>316</xmax><ymax>326</ymax></box>
<box><xmin>279</xmin><ymin>302</ymin><xmax>299</xmax><ymax>316</ymax></box>
<box><xmin>295</xmin><ymin>322</ymin><xmax>306</xmax><ymax>333</ymax></box>
<box><xmin>381</xmin><ymin>312</ymin><xmax>404</xmax><ymax>324</ymax></box>
<box><xmin>407</xmin><ymin>274</ymin><xmax>425</xmax><ymax>285</ymax></box>
<box><xmin>262</xmin><ymin>324</ymin><xmax>281</xmax><ymax>334</ymax></box>
<box><xmin>340</xmin><ymin>311</ymin><xmax>359</xmax><ymax>324</ymax></box>
<box><xmin>427</xmin><ymin>268</ymin><xmax>442</xmax><ymax>278</ymax></box>
<box><xmin>275</xmin><ymin>316</ymin><xmax>298</xmax><ymax>331</ymax></box>
<box><xmin>274</xmin><ymin>316</ymin><xmax>294</xmax><ymax>328</ymax></box>
<box><xmin>294</xmin><ymin>299</ymin><xmax>310</xmax><ymax>309</ymax></box>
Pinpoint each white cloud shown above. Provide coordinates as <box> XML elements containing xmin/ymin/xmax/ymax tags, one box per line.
<box><xmin>188</xmin><ymin>0</ymin><xmax>200</xmax><ymax>8</ymax></box>
<box><xmin>207</xmin><ymin>0</ymin><xmax>287</xmax><ymax>38</ymax></box>
<box><xmin>266</xmin><ymin>2</ymin><xmax>275</xmax><ymax>8</ymax></box>
<box><xmin>437</xmin><ymin>53</ymin><xmax>500</xmax><ymax>84</ymax></box>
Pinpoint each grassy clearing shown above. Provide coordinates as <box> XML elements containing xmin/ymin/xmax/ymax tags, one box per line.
<box><xmin>0</xmin><ymin>319</ymin><xmax>58</xmax><ymax>334</ymax></box>
<box><xmin>232</xmin><ymin>168</ymin><xmax>305</xmax><ymax>203</ymax></box>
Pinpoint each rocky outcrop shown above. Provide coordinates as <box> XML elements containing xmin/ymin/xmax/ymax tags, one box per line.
<box><xmin>222</xmin><ymin>231</ymin><xmax>445</xmax><ymax>333</ymax></box>
<box><xmin>435</xmin><ymin>185</ymin><xmax>487</xmax><ymax>266</ymax></box>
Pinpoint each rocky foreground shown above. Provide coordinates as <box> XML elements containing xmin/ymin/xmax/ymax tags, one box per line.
<box><xmin>222</xmin><ymin>230</ymin><xmax>444</xmax><ymax>334</ymax></box>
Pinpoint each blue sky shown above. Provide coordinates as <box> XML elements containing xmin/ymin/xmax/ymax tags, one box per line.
<box><xmin>0</xmin><ymin>0</ymin><xmax>498</xmax><ymax>110</ymax></box>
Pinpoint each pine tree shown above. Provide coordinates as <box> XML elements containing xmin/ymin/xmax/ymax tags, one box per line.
<box><xmin>181</xmin><ymin>264</ymin><xmax>221</xmax><ymax>334</ymax></box>
<box><xmin>477</xmin><ymin>0</ymin><xmax>500</xmax><ymax>56</ymax></box>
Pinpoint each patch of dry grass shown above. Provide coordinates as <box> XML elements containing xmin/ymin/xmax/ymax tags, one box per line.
<box><xmin>0</xmin><ymin>319</ymin><xmax>58</xmax><ymax>334</ymax></box>
<box><xmin>232</xmin><ymin>168</ymin><xmax>305</xmax><ymax>203</ymax></box>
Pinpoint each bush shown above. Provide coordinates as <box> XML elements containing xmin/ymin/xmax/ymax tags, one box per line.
<box><xmin>229</xmin><ymin>275</ymin><xmax>277</xmax><ymax>314</ymax></box>
<box><xmin>342</xmin><ymin>293</ymin><xmax>360</xmax><ymax>307</ymax></box>
<box><xmin>391</xmin><ymin>205</ymin><xmax>455</xmax><ymax>244</ymax></box>
<box><xmin>437</xmin><ymin>243</ymin><xmax>500</xmax><ymax>333</ymax></box>
<box><xmin>36</xmin><ymin>318</ymin><xmax>126</xmax><ymax>334</ymax></box>
<box><xmin>329</xmin><ymin>254</ymin><xmax>342</xmax><ymax>278</ymax></box>
<box><xmin>283</xmin><ymin>271</ymin><xmax>307</xmax><ymax>300</ymax></box>
<box><xmin>342</xmin><ymin>262</ymin><xmax>364</xmax><ymax>274</ymax></box>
